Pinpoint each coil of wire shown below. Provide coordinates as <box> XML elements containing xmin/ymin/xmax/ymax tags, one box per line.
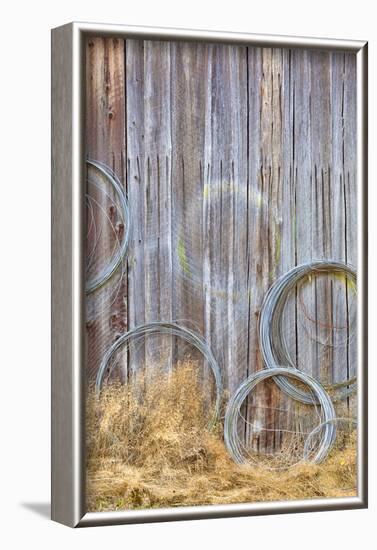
<box><xmin>86</xmin><ymin>159</ymin><xmax>130</xmax><ymax>294</ymax></box>
<box><xmin>259</xmin><ymin>260</ymin><xmax>357</xmax><ymax>404</ymax></box>
<box><xmin>95</xmin><ymin>321</ymin><xmax>223</xmax><ymax>427</ymax></box>
<box><xmin>303</xmin><ymin>417</ymin><xmax>357</xmax><ymax>462</ymax></box>
<box><xmin>224</xmin><ymin>366</ymin><xmax>337</xmax><ymax>466</ymax></box>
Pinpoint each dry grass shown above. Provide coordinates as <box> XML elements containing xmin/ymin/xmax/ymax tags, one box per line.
<box><xmin>86</xmin><ymin>365</ymin><xmax>356</xmax><ymax>512</ymax></box>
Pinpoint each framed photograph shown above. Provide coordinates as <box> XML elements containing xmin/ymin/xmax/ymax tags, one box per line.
<box><xmin>51</xmin><ymin>22</ymin><xmax>368</xmax><ymax>527</ymax></box>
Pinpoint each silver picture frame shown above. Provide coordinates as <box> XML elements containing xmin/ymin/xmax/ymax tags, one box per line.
<box><xmin>51</xmin><ymin>21</ymin><xmax>368</xmax><ymax>528</ymax></box>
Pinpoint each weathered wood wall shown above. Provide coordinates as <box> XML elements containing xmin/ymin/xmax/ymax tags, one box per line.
<box><xmin>85</xmin><ymin>38</ymin><xmax>357</xmax><ymax>452</ymax></box>
<box><xmin>86</xmin><ymin>38</ymin><xmax>127</xmax><ymax>381</ymax></box>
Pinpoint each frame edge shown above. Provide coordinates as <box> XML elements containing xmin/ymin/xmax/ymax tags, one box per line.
<box><xmin>51</xmin><ymin>21</ymin><xmax>368</xmax><ymax>528</ymax></box>
<box><xmin>77</xmin><ymin>497</ymin><xmax>366</xmax><ymax>528</ymax></box>
<box><xmin>73</xmin><ymin>21</ymin><xmax>366</xmax><ymax>51</ymax></box>
<box><xmin>51</xmin><ymin>22</ymin><xmax>86</xmax><ymax>528</ymax></box>
<box><xmin>356</xmin><ymin>41</ymin><xmax>368</xmax><ymax>509</ymax></box>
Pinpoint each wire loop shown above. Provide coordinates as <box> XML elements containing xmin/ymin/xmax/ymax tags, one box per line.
<box><xmin>95</xmin><ymin>321</ymin><xmax>223</xmax><ymax>428</ymax></box>
<box><xmin>259</xmin><ymin>260</ymin><xmax>357</xmax><ymax>404</ymax></box>
<box><xmin>224</xmin><ymin>367</ymin><xmax>337</xmax><ymax>466</ymax></box>
<box><xmin>86</xmin><ymin>159</ymin><xmax>130</xmax><ymax>294</ymax></box>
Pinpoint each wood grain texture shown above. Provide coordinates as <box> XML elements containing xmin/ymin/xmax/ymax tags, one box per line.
<box><xmin>245</xmin><ymin>47</ymin><xmax>285</xmax><ymax>451</ymax></box>
<box><xmin>170</xmin><ymin>42</ymin><xmax>207</xmax><ymax>374</ymax></box>
<box><xmin>85</xmin><ymin>39</ymin><xmax>357</xmax><ymax>452</ymax></box>
<box><xmin>126</xmin><ymin>40</ymin><xmax>173</xmax><ymax>374</ymax></box>
<box><xmin>85</xmin><ymin>37</ymin><xmax>127</xmax><ymax>381</ymax></box>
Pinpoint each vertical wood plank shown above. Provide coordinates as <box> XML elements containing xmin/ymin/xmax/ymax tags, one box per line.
<box><xmin>203</xmin><ymin>45</ymin><xmax>248</xmax><ymax>395</ymax></box>
<box><xmin>170</xmin><ymin>42</ymin><xmax>207</xmax><ymax>377</ymax></box>
<box><xmin>331</xmin><ymin>52</ymin><xmax>350</xmax><ymax>388</ymax></box>
<box><xmin>125</xmin><ymin>39</ymin><xmax>145</xmax><ymax>373</ymax></box>
<box><xmin>289</xmin><ymin>49</ymin><xmax>314</xmax><ymax>382</ymax></box>
<box><xmin>277</xmin><ymin>48</ymin><xmax>297</xmax><ymax>449</ymax></box>
<box><xmin>126</xmin><ymin>40</ymin><xmax>172</xmax><ymax>373</ymax></box>
<box><xmin>337</xmin><ymin>53</ymin><xmax>357</xmax><ymax>395</ymax></box>
<box><xmin>343</xmin><ymin>54</ymin><xmax>357</xmax><ymax>393</ymax></box>
<box><xmin>246</xmin><ymin>48</ymin><xmax>284</xmax><ymax>452</ymax></box>
<box><xmin>85</xmin><ymin>37</ymin><xmax>127</xmax><ymax>381</ymax></box>
<box><xmin>309</xmin><ymin>51</ymin><xmax>333</xmax><ymax>384</ymax></box>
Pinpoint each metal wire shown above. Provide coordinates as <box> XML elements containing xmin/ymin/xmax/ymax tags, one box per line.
<box><xmin>224</xmin><ymin>367</ymin><xmax>337</xmax><ymax>466</ymax></box>
<box><xmin>303</xmin><ymin>417</ymin><xmax>357</xmax><ymax>462</ymax></box>
<box><xmin>95</xmin><ymin>321</ymin><xmax>223</xmax><ymax>427</ymax></box>
<box><xmin>86</xmin><ymin>159</ymin><xmax>130</xmax><ymax>294</ymax></box>
<box><xmin>259</xmin><ymin>260</ymin><xmax>357</xmax><ymax>404</ymax></box>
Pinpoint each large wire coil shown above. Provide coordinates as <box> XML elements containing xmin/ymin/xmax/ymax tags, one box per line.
<box><xmin>224</xmin><ymin>367</ymin><xmax>337</xmax><ymax>466</ymax></box>
<box><xmin>95</xmin><ymin>321</ymin><xmax>223</xmax><ymax>427</ymax></box>
<box><xmin>86</xmin><ymin>159</ymin><xmax>130</xmax><ymax>294</ymax></box>
<box><xmin>259</xmin><ymin>260</ymin><xmax>357</xmax><ymax>404</ymax></box>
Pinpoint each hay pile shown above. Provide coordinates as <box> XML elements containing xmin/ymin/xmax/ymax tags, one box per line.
<box><xmin>86</xmin><ymin>365</ymin><xmax>356</xmax><ymax>512</ymax></box>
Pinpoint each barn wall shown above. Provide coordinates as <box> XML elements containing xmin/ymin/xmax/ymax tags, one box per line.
<box><xmin>85</xmin><ymin>38</ymin><xmax>357</xmax><ymax>452</ymax></box>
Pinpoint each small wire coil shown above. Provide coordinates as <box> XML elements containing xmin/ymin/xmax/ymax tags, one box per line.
<box><xmin>303</xmin><ymin>417</ymin><xmax>357</xmax><ymax>462</ymax></box>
